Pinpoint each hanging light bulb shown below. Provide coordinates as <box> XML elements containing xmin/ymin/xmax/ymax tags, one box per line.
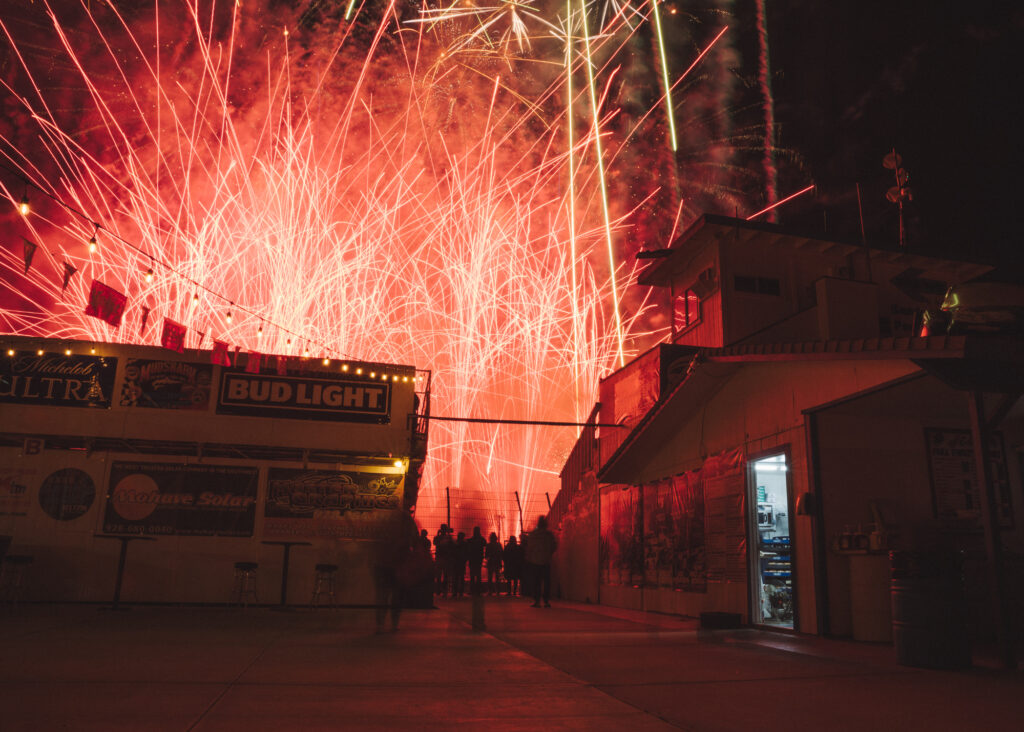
<box><xmin>322</xmin><ymin>357</ymin><xmax>330</xmax><ymax>366</ymax></box>
<box><xmin>303</xmin><ymin>345</ymin><xmax>310</xmax><ymax>358</ymax></box>
<box><xmin>192</xmin><ymin>293</ymin><xmax>200</xmax><ymax>304</ymax></box>
<box><xmin>286</xmin><ymin>338</ymin><xmax>291</xmax><ymax>346</ymax></box>
<box><xmin>226</xmin><ymin>306</ymin><xmax>233</xmax><ymax>324</ymax></box>
<box><xmin>144</xmin><ymin>261</ymin><xmax>154</xmax><ymax>282</ymax></box>
<box><xmin>19</xmin><ymin>194</ymin><xmax>29</xmax><ymax>215</ymax></box>
<box><xmin>88</xmin><ymin>229</ymin><xmax>98</xmax><ymax>253</ymax></box>
<box><xmin>341</xmin><ymin>364</ymin><xmax>349</xmax><ymax>372</ymax></box>
<box><xmin>257</xmin><ymin>323</ymin><xmax>263</xmax><ymax>338</ymax></box>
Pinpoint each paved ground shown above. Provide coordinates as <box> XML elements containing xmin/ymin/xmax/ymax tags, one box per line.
<box><xmin>0</xmin><ymin>596</ymin><xmax>1020</xmax><ymax>731</ymax></box>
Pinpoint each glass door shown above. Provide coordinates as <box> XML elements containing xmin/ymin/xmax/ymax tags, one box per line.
<box><xmin>749</xmin><ymin>453</ymin><xmax>794</xmax><ymax>628</ymax></box>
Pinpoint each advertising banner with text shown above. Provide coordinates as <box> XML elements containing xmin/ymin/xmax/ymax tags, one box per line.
<box><xmin>216</xmin><ymin>369</ymin><xmax>392</xmax><ymax>423</ymax></box>
<box><xmin>1</xmin><ymin>351</ymin><xmax>116</xmax><ymax>408</ymax></box>
<box><xmin>264</xmin><ymin>467</ymin><xmax>404</xmax><ymax>540</ymax></box>
<box><xmin>119</xmin><ymin>358</ymin><xmax>213</xmax><ymax>410</ymax></box>
<box><xmin>103</xmin><ymin>462</ymin><xmax>258</xmax><ymax>536</ymax></box>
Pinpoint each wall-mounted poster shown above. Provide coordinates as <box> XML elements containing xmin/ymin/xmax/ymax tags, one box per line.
<box><xmin>119</xmin><ymin>358</ymin><xmax>212</xmax><ymax>410</ymax></box>
<box><xmin>103</xmin><ymin>462</ymin><xmax>258</xmax><ymax>536</ymax></box>
<box><xmin>643</xmin><ymin>473</ymin><xmax>706</xmax><ymax>592</ymax></box>
<box><xmin>600</xmin><ymin>487</ymin><xmax>644</xmax><ymax>587</ymax></box>
<box><xmin>264</xmin><ymin>468</ymin><xmax>404</xmax><ymax>540</ymax></box>
<box><xmin>216</xmin><ymin>369</ymin><xmax>392</xmax><ymax>423</ymax></box>
<box><xmin>925</xmin><ymin>428</ymin><xmax>1012</xmax><ymax>529</ymax></box>
<box><xmin>0</xmin><ymin>466</ymin><xmax>35</xmax><ymax>517</ymax></box>
<box><xmin>39</xmin><ymin>468</ymin><xmax>95</xmax><ymax>521</ymax></box>
<box><xmin>1</xmin><ymin>351</ymin><xmax>116</xmax><ymax>408</ymax></box>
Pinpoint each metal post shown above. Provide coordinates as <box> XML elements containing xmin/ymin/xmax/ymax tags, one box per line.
<box><xmin>967</xmin><ymin>391</ymin><xmax>1015</xmax><ymax>669</ymax></box>
<box><xmin>545</xmin><ymin>492</ymin><xmax>551</xmax><ymax>510</ymax></box>
<box><xmin>446</xmin><ymin>486</ymin><xmax>451</xmax><ymax>528</ymax></box>
<box><xmin>514</xmin><ymin>491</ymin><xmax>524</xmax><ymax>534</ymax></box>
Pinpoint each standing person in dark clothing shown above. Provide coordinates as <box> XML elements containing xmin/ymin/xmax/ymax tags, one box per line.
<box><xmin>525</xmin><ymin>515</ymin><xmax>557</xmax><ymax>608</ymax></box>
<box><xmin>502</xmin><ymin>535</ymin><xmax>524</xmax><ymax>596</ymax></box>
<box><xmin>432</xmin><ymin>525</ymin><xmax>454</xmax><ymax>596</ymax></box>
<box><xmin>485</xmin><ymin>532</ymin><xmax>503</xmax><ymax>596</ymax></box>
<box><xmin>465</xmin><ymin>526</ymin><xmax>487</xmax><ymax>595</ymax></box>
<box><xmin>452</xmin><ymin>531</ymin><xmax>468</xmax><ymax>597</ymax></box>
<box><xmin>374</xmin><ymin>509</ymin><xmax>418</xmax><ymax>632</ymax></box>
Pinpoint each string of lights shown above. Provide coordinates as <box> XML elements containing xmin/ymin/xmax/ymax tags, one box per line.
<box><xmin>1</xmin><ymin>161</ymin><xmax>362</xmax><ymax>367</ymax></box>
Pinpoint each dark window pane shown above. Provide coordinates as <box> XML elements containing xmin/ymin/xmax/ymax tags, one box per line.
<box><xmin>734</xmin><ymin>275</ymin><xmax>757</xmax><ymax>293</ymax></box>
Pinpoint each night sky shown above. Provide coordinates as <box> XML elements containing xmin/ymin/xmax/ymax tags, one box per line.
<box><xmin>762</xmin><ymin>1</ymin><xmax>1022</xmax><ymax>270</ymax></box>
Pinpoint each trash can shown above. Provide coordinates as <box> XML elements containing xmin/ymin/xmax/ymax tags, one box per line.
<box><xmin>890</xmin><ymin>551</ymin><xmax>970</xmax><ymax>669</ymax></box>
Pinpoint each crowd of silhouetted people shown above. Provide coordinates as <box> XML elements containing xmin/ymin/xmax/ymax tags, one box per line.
<box><xmin>426</xmin><ymin>516</ymin><xmax>557</xmax><ymax>607</ymax></box>
<box><xmin>375</xmin><ymin>514</ymin><xmax>557</xmax><ymax>633</ymax></box>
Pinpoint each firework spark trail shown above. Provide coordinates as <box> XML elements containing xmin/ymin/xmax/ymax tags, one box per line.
<box><xmin>755</xmin><ymin>0</ymin><xmax>778</xmax><ymax>220</ymax></box>
<box><xmin>0</xmin><ymin>0</ymin><xmax>761</xmax><ymax>538</ymax></box>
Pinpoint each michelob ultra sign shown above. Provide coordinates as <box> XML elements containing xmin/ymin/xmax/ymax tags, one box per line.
<box><xmin>216</xmin><ymin>369</ymin><xmax>391</xmax><ymax>423</ymax></box>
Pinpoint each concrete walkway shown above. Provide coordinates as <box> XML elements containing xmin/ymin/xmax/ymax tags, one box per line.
<box><xmin>0</xmin><ymin>597</ymin><xmax>1020</xmax><ymax>731</ymax></box>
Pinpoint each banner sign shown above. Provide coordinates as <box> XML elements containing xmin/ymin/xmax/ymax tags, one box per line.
<box><xmin>216</xmin><ymin>370</ymin><xmax>391</xmax><ymax>423</ymax></box>
<box><xmin>119</xmin><ymin>358</ymin><xmax>213</xmax><ymax>410</ymax></box>
<box><xmin>264</xmin><ymin>467</ymin><xmax>404</xmax><ymax>540</ymax></box>
<box><xmin>0</xmin><ymin>466</ymin><xmax>35</xmax><ymax>517</ymax></box>
<box><xmin>103</xmin><ymin>462</ymin><xmax>258</xmax><ymax>536</ymax></box>
<box><xmin>1</xmin><ymin>351</ymin><xmax>116</xmax><ymax>408</ymax></box>
<box><xmin>39</xmin><ymin>467</ymin><xmax>95</xmax><ymax>521</ymax></box>
<box><xmin>925</xmin><ymin>428</ymin><xmax>1012</xmax><ymax>528</ymax></box>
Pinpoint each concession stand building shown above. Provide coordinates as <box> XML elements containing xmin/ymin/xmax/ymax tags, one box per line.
<box><xmin>552</xmin><ymin>215</ymin><xmax>1024</xmax><ymax>664</ymax></box>
<box><xmin>0</xmin><ymin>336</ymin><xmax>428</xmax><ymax>606</ymax></box>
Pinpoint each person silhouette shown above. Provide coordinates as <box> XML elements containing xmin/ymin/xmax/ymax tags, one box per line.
<box><xmin>485</xmin><ymin>532</ymin><xmax>503</xmax><ymax>596</ymax></box>
<box><xmin>465</xmin><ymin>526</ymin><xmax>486</xmax><ymax>595</ymax></box>
<box><xmin>503</xmin><ymin>535</ymin><xmax>524</xmax><ymax>596</ymax></box>
<box><xmin>524</xmin><ymin>515</ymin><xmax>557</xmax><ymax>608</ymax></box>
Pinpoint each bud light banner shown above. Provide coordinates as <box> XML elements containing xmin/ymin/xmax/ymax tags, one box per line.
<box><xmin>264</xmin><ymin>467</ymin><xmax>404</xmax><ymax>540</ymax></box>
<box><xmin>1</xmin><ymin>351</ymin><xmax>116</xmax><ymax>408</ymax></box>
<box><xmin>119</xmin><ymin>358</ymin><xmax>213</xmax><ymax>410</ymax></box>
<box><xmin>216</xmin><ymin>369</ymin><xmax>391</xmax><ymax>423</ymax></box>
<box><xmin>103</xmin><ymin>462</ymin><xmax>258</xmax><ymax>537</ymax></box>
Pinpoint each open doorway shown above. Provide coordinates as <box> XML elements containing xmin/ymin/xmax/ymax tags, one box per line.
<box><xmin>749</xmin><ymin>453</ymin><xmax>794</xmax><ymax>628</ymax></box>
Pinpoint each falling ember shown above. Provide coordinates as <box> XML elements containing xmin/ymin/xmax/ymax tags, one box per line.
<box><xmin>0</xmin><ymin>0</ymin><xmax>776</xmax><ymax>537</ymax></box>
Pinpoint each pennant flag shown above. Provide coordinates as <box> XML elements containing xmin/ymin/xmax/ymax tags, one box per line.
<box><xmin>61</xmin><ymin>261</ymin><xmax>78</xmax><ymax>295</ymax></box>
<box><xmin>84</xmin><ymin>279</ymin><xmax>127</xmax><ymax>327</ymax></box>
<box><xmin>234</xmin><ymin>346</ymin><xmax>241</xmax><ymax>364</ymax></box>
<box><xmin>211</xmin><ymin>340</ymin><xmax>231</xmax><ymax>366</ymax></box>
<box><xmin>160</xmin><ymin>318</ymin><xmax>187</xmax><ymax>353</ymax></box>
<box><xmin>245</xmin><ymin>350</ymin><xmax>262</xmax><ymax>374</ymax></box>
<box><xmin>275</xmin><ymin>355</ymin><xmax>288</xmax><ymax>376</ymax></box>
<box><xmin>139</xmin><ymin>306</ymin><xmax>151</xmax><ymax>338</ymax></box>
<box><xmin>196</xmin><ymin>329</ymin><xmax>206</xmax><ymax>348</ymax></box>
<box><xmin>21</xmin><ymin>238</ymin><xmax>38</xmax><ymax>274</ymax></box>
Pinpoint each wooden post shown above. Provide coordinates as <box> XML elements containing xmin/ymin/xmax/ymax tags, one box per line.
<box><xmin>514</xmin><ymin>490</ymin><xmax>524</xmax><ymax>534</ymax></box>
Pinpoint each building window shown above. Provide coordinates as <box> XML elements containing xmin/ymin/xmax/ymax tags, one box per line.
<box><xmin>674</xmin><ymin>288</ymin><xmax>702</xmax><ymax>331</ymax></box>
<box><xmin>734</xmin><ymin>275</ymin><xmax>781</xmax><ymax>296</ymax></box>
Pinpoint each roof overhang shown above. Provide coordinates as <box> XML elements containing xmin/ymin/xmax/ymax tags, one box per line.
<box><xmin>596</xmin><ymin>334</ymin><xmax>1023</xmax><ymax>485</ymax></box>
<box><xmin>639</xmin><ymin>214</ymin><xmax>993</xmax><ymax>287</ymax></box>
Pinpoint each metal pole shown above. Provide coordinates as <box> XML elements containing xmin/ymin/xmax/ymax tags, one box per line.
<box><xmin>545</xmin><ymin>492</ymin><xmax>551</xmax><ymax>510</ymax></box>
<box><xmin>514</xmin><ymin>490</ymin><xmax>524</xmax><ymax>534</ymax></box>
<box><xmin>446</xmin><ymin>486</ymin><xmax>451</xmax><ymax>528</ymax></box>
<box><xmin>967</xmin><ymin>391</ymin><xmax>1014</xmax><ymax>669</ymax></box>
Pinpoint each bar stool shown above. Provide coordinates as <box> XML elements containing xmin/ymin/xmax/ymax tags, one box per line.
<box><xmin>1</xmin><ymin>554</ymin><xmax>34</xmax><ymax>605</ymax></box>
<box><xmin>311</xmin><ymin>563</ymin><xmax>339</xmax><ymax>608</ymax></box>
<box><xmin>231</xmin><ymin>561</ymin><xmax>259</xmax><ymax>607</ymax></box>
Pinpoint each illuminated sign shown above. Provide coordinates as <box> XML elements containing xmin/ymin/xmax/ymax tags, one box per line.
<box><xmin>215</xmin><ymin>369</ymin><xmax>391</xmax><ymax>423</ymax></box>
<box><xmin>1</xmin><ymin>351</ymin><xmax>116</xmax><ymax>408</ymax></box>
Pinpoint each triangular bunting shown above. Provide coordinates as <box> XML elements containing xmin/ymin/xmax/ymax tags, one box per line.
<box><xmin>196</xmin><ymin>329</ymin><xmax>206</xmax><ymax>348</ymax></box>
<box><xmin>21</xmin><ymin>238</ymin><xmax>38</xmax><ymax>274</ymax></box>
<box><xmin>275</xmin><ymin>354</ymin><xmax>288</xmax><ymax>376</ymax></box>
<box><xmin>211</xmin><ymin>340</ymin><xmax>231</xmax><ymax>366</ymax></box>
<box><xmin>139</xmin><ymin>306</ymin><xmax>151</xmax><ymax>338</ymax></box>
<box><xmin>160</xmin><ymin>318</ymin><xmax>187</xmax><ymax>353</ymax></box>
<box><xmin>84</xmin><ymin>279</ymin><xmax>127</xmax><ymax>327</ymax></box>
<box><xmin>61</xmin><ymin>261</ymin><xmax>78</xmax><ymax>295</ymax></box>
<box><xmin>245</xmin><ymin>350</ymin><xmax>262</xmax><ymax>374</ymax></box>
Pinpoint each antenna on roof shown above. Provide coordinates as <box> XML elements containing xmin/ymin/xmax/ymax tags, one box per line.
<box><xmin>883</xmin><ymin>149</ymin><xmax>913</xmax><ymax>248</ymax></box>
